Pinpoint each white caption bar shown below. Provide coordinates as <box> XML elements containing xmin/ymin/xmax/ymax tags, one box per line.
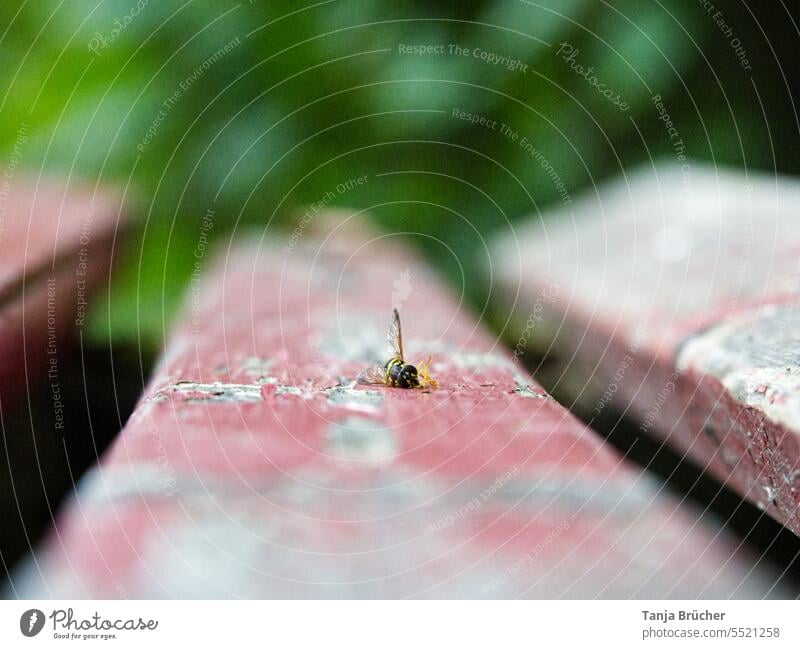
<box><xmin>0</xmin><ymin>600</ymin><xmax>797</xmax><ymax>648</ymax></box>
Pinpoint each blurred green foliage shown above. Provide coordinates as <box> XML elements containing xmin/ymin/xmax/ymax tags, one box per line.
<box><xmin>0</xmin><ymin>0</ymin><xmax>797</xmax><ymax>350</ymax></box>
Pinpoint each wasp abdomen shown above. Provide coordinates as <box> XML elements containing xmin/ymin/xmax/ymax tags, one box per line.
<box><xmin>386</xmin><ymin>358</ymin><xmax>419</xmax><ymax>388</ymax></box>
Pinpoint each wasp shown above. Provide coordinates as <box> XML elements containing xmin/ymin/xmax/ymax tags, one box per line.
<box><xmin>357</xmin><ymin>309</ymin><xmax>438</xmax><ymax>389</ymax></box>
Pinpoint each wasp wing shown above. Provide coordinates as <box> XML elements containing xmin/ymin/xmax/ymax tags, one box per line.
<box><xmin>387</xmin><ymin>308</ymin><xmax>404</xmax><ymax>361</ymax></box>
<box><xmin>357</xmin><ymin>364</ymin><xmax>388</xmax><ymax>385</ymax></box>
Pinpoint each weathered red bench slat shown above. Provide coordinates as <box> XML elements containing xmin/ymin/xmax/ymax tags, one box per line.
<box><xmin>0</xmin><ymin>177</ymin><xmax>124</xmax><ymax>409</ymax></box>
<box><xmin>15</xmin><ymin>214</ymin><xmax>788</xmax><ymax>597</ymax></box>
<box><xmin>493</xmin><ymin>164</ymin><xmax>800</xmax><ymax>536</ymax></box>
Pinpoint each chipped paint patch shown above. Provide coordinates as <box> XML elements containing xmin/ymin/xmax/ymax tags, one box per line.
<box><xmin>75</xmin><ymin>463</ymin><xmax>182</xmax><ymax>505</ymax></box>
<box><xmin>326</xmin><ymin>416</ymin><xmax>396</xmax><ymax>465</ymax></box>
<box><xmin>155</xmin><ymin>381</ymin><xmax>263</xmax><ymax>403</ymax></box>
<box><xmin>467</xmin><ymin>474</ymin><xmax>659</xmax><ymax>517</ymax></box>
<box><xmin>325</xmin><ymin>383</ymin><xmax>384</xmax><ymax>412</ymax></box>
<box><xmin>513</xmin><ymin>383</ymin><xmax>551</xmax><ymax>399</ymax></box>
<box><xmin>240</xmin><ymin>356</ymin><xmax>273</xmax><ymax>378</ymax></box>
<box><xmin>721</xmin><ymin>367</ymin><xmax>800</xmax><ymax>433</ymax></box>
<box><xmin>261</xmin><ymin>383</ymin><xmax>320</xmax><ymax>399</ymax></box>
<box><xmin>318</xmin><ymin>316</ymin><xmax>388</xmax><ymax>363</ymax></box>
<box><xmin>678</xmin><ymin>305</ymin><xmax>800</xmax><ymax>431</ymax></box>
<box><xmin>274</xmin><ymin>385</ymin><xmax>306</xmax><ymax>397</ymax></box>
<box><xmin>431</xmin><ymin>346</ymin><xmax>531</xmax><ymax>385</ymax></box>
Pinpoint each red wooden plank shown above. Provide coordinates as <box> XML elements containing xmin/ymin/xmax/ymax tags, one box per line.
<box><xmin>15</xmin><ymin>214</ymin><xmax>789</xmax><ymax>598</ymax></box>
<box><xmin>493</xmin><ymin>164</ymin><xmax>800</xmax><ymax>536</ymax></box>
<box><xmin>0</xmin><ymin>177</ymin><xmax>124</xmax><ymax>409</ymax></box>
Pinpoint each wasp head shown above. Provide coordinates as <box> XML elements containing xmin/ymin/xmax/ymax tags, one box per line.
<box><xmin>398</xmin><ymin>364</ymin><xmax>419</xmax><ymax>388</ymax></box>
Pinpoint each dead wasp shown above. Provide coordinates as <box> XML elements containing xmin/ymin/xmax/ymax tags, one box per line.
<box><xmin>357</xmin><ymin>309</ymin><xmax>438</xmax><ymax>390</ymax></box>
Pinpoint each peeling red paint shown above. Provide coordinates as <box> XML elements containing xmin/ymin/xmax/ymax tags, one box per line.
<box><xmin>493</xmin><ymin>164</ymin><xmax>800</xmax><ymax>535</ymax></box>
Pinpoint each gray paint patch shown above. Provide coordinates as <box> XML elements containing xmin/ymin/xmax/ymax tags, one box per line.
<box><xmin>318</xmin><ymin>316</ymin><xmax>388</xmax><ymax>363</ymax></box>
<box><xmin>678</xmin><ymin>305</ymin><xmax>800</xmax><ymax>431</ymax></box>
<box><xmin>513</xmin><ymin>383</ymin><xmax>551</xmax><ymax>399</ymax></box>
<box><xmin>326</xmin><ymin>416</ymin><xmax>396</xmax><ymax>465</ymax></box>
<box><xmin>240</xmin><ymin>356</ymin><xmax>273</xmax><ymax>378</ymax></box>
<box><xmin>428</xmin><ymin>343</ymin><xmax>532</xmax><ymax>385</ymax></box>
<box><xmin>158</xmin><ymin>381</ymin><xmax>263</xmax><ymax>403</ymax></box>
<box><xmin>326</xmin><ymin>383</ymin><xmax>384</xmax><ymax>412</ymax></box>
<box><xmin>275</xmin><ymin>385</ymin><xmax>306</xmax><ymax>397</ymax></box>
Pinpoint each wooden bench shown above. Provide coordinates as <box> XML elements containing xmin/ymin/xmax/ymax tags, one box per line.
<box><xmin>14</xmin><ymin>214</ymin><xmax>788</xmax><ymax>598</ymax></box>
<box><xmin>492</xmin><ymin>164</ymin><xmax>800</xmax><ymax>536</ymax></box>
<box><xmin>0</xmin><ymin>177</ymin><xmax>125</xmax><ymax>579</ymax></box>
<box><xmin>0</xmin><ymin>178</ymin><xmax>123</xmax><ymax>408</ymax></box>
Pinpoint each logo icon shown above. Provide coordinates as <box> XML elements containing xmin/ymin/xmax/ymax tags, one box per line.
<box><xmin>391</xmin><ymin>268</ymin><xmax>412</xmax><ymax>310</ymax></box>
<box><xmin>20</xmin><ymin>609</ymin><xmax>45</xmax><ymax>637</ymax></box>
